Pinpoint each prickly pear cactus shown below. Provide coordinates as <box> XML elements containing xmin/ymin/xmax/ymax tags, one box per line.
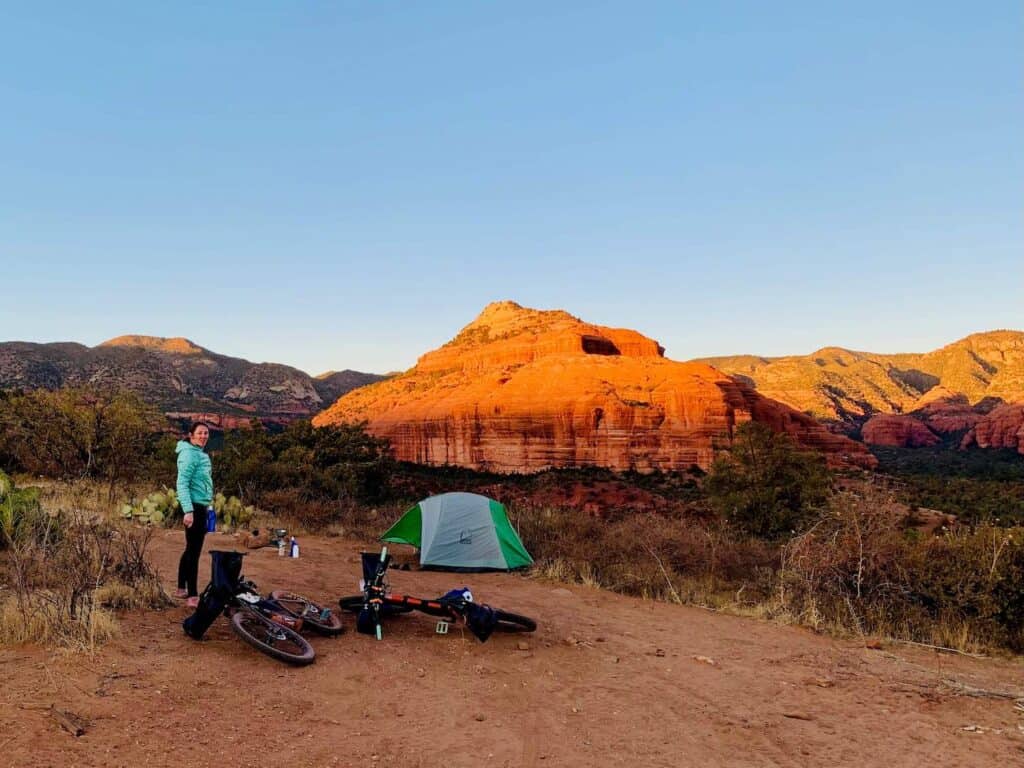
<box><xmin>0</xmin><ymin>470</ymin><xmax>11</xmax><ymax>502</ymax></box>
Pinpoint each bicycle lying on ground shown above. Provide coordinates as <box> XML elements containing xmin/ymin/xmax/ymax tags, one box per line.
<box><xmin>183</xmin><ymin>550</ymin><xmax>327</xmax><ymax>665</ymax></box>
<box><xmin>337</xmin><ymin>546</ymin><xmax>537</xmax><ymax>642</ymax></box>
<box><xmin>268</xmin><ymin>590</ymin><xmax>344</xmax><ymax>636</ymax></box>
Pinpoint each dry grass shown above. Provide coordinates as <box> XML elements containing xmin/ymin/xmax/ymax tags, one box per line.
<box><xmin>0</xmin><ymin>480</ymin><xmax>171</xmax><ymax>651</ymax></box>
<box><xmin>515</xmin><ymin>487</ymin><xmax>1024</xmax><ymax>655</ymax></box>
<box><xmin>0</xmin><ymin>593</ymin><xmax>119</xmax><ymax>649</ymax></box>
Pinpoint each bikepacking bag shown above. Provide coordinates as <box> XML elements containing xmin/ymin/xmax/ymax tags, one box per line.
<box><xmin>182</xmin><ymin>550</ymin><xmax>246</xmax><ymax>640</ymax></box>
<box><xmin>356</xmin><ymin>604</ymin><xmax>377</xmax><ymax>635</ymax></box>
<box><xmin>182</xmin><ymin>582</ymin><xmax>227</xmax><ymax>640</ymax></box>
<box><xmin>465</xmin><ymin>603</ymin><xmax>498</xmax><ymax>642</ymax></box>
<box><xmin>210</xmin><ymin>549</ymin><xmax>245</xmax><ymax>592</ymax></box>
<box><xmin>360</xmin><ymin>550</ymin><xmax>390</xmax><ymax>583</ymax></box>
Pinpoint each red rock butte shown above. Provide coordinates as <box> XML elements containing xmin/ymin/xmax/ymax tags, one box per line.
<box><xmin>314</xmin><ymin>302</ymin><xmax>876</xmax><ymax>472</ymax></box>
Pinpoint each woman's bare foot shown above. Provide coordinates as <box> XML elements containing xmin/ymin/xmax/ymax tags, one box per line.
<box><xmin>186</xmin><ymin>596</ymin><xmax>200</xmax><ymax>608</ymax></box>
<box><xmin>175</xmin><ymin>588</ymin><xmax>187</xmax><ymax>598</ymax></box>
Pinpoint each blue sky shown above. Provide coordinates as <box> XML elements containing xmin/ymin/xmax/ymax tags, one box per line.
<box><xmin>2</xmin><ymin>2</ymin><xmax>1021</xmax><ymax>374</ymax></box>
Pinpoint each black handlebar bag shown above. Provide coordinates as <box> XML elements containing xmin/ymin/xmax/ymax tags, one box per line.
<box><xmin>183</xmin><ymin>550</ymin><xmax>246</xmax><ymax>640</ymax></box>
<box><xmin>360</xmin><ymin>550</ymin><xmax>390</xmax><ymax>584</ymax></box>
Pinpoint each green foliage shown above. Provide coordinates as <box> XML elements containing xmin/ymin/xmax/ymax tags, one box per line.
<box><xmin>872</xmin><ymin>446</ymin><xmax>1024</xmax><ymax>525</ymax></box>
<box><xmin>908</xmin><ymin>527</ymin><xmax>1024</xmax><ymax>651</ymax></box>
<box><xmin>119</xmin><ymin>487</ymin><xmax>254</xmax><ymax>529</ymax></box>
<box><xmin>215</xmin><ymin>420</ymin><xmax>393</xmax><ymax>517</ymax></box>
<box><xmin>705</xmin><ymin>422</ymin><xmax>831</xmax><ymax>538</ymax></box>
<box><xmin>0</xmin><ymin>388</ymin><xmax>166</xmax><ymax>486</ymax></box>
<box><xmin>0</xmin><ymin>471</ymin><xmax>43</xmax><ymax>549</ymax></box>
<box><xmin>782</xmin><ymin>487</ymin><xmax>1024</xmax><ymax>652</ymax></box>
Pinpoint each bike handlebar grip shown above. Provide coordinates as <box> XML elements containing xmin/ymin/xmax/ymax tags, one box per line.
<box><xmin>381</xmin><ymin>545</ymin><xmax>388</xmax><ymax>560</ymax></box>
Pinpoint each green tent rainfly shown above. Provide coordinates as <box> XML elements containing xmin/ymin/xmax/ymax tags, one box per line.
<box><xmin>381</xmin><ymin>492</ymin><xmax>533</xmax><ymax>571</ymax></box>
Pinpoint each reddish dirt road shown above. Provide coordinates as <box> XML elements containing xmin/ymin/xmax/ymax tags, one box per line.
<box><xmin>2</xmin><ymin>529</ymin><xmax>1022</xmax><ymax>767</ymax></box>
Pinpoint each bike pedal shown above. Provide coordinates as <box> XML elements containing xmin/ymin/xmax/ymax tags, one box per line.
<box><xmin>435</xmin><ymin>621</ymin><xmax>450</xmax><ymax>635</ymax></box>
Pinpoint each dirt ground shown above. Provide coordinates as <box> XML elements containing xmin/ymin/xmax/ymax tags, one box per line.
<box><xmin>2</xmin><ymin>529</ymin><xmax>1023</xmax><ymax>768</ymax></box>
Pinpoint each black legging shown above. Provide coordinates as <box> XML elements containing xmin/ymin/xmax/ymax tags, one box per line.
<box><xmin>177</xmin><ymin>517</ymin><xmax>208</xmax><ymax>597</ymax></box>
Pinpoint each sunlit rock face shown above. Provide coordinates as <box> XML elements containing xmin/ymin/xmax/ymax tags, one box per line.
<box><xmin>861</xmin><ymin>414</ymin><xmax>941</xmax><ymax>448</ymax></box>
<box><xmin>692</xmin><ymin>330</ymin><xmax>1024</xmax><ymax>429</ymax></box>
<box><xmin>962</xmin><ymin>403</ymin><xmax>1024</xmax><ymax>454</ymax></box>
<box><xmin>314</xmin><ymin>302</ymin><xmax>876</xmax><ymax>472</ymax></box>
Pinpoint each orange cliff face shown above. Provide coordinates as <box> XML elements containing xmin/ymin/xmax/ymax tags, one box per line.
<box><xmin>313</xmin><ymin>302</ymin><xmax>877</xmax><ymax>472</ymax></box>
<box><xmin>961</xmin><ymin>403</ymin><xmax>1024</xmax><ymax>454</ymax></box>
<box><xmin>861</xmin><ymin>414</ymin><xmax>941</xmax><ymax>448</ymax></box>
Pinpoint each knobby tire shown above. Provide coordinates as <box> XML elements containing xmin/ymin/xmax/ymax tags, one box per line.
<box><xmin>229</xmin><ymin>607</ymin><xmax>316</xmax><ymax>665</ymax></box>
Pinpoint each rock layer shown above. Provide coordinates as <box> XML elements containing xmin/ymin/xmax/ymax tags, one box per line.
<box><xmin>961</xmin><ymin>404</ymin><xmax>1024</xmax><ymax>454</ymax></box>
<box><xmin>314</xmin><ymin>302</ymin><xmax>876</xmax><ymax>472</ymax></box>
<box><xmin>861</xmin><ymin>415</ymin><xmax>941</xmax><ymax>448</ymax></box>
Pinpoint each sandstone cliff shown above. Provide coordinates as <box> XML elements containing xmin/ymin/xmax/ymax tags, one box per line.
<box><xmin>961</xmin><ymin>403</ymin><xmax>1024</xmax><ymax>454</ymax></box>
<box><xmin>861</xmin><ymin>414</ymin><xmax>940</xmax><ymax>448</ymax></box>
<box><xmin>314</xmin><ymin>302</ymin><xmax>876</xmax><ymax>472</ymax></box>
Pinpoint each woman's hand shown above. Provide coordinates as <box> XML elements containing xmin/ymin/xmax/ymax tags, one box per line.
<box><xmin>183</xmin><ymin>512</ymin><xmax>194</xmax><ymax>528</ymax></box>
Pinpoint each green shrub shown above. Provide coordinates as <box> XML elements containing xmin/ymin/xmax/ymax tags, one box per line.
<box><xmin>214</xmin><ymin>420</ymin><xmax>394</xmax><ymax>528</ymax></box>
<box><xmin>780</xmin><ymin>486</ymin><xmax>1024</xmax><ymax>652</ymax></box>
<box><xmin>0</xmin><ymin>471</ymin><xmax>43</xmax><ymax>549</ymax></box>
<box><xmin>705</xmin><ymin>422</ymin><xmax>830</xmax><ymax>538</ymax></box>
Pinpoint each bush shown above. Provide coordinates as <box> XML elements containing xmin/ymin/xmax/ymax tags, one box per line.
<box><xmin>779</xmin><ymin>485</ymin><xmax>1024</xmax><ymax>652</ymax></box>
<box><xmin>705</xmin><ymin>422</ymin><xmax>830</xmax><ymax>538</ymax></box>
<box><xmin>1</xmin><ymin>511</ymin><xmax>170</xmax><ymax>648</ymax></box>
<box><xmin>215</xmin><ymin>420</ymin><xmax>394</xmax><ymax>528</ymax></box>
<box><xmin>513</xmin><ymin>504</ymin><xmax>776</xmax><ymax>604</ymax></box>
<box><xmin>0</xmin><ymin>388</ymin><xmax>168</xmax><ymax>487</ymax></box>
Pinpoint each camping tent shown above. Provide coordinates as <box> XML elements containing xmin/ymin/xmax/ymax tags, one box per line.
<box><xmin>381</xmin><ymin>492</ymin><xmax>533</xmax><ymax>571</ymax></box>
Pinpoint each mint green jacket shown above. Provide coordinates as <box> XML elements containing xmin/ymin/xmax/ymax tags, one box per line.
<box><xmin>176</xmin><ymin>440</ymin><xmax>213</xmax><ymax>514</ymax></box>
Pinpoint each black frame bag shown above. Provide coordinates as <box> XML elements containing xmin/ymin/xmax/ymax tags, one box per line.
<box><xmin>182</xmin><ymin>550</ymin><xmax>246</xmax><ymax>640</ymax></box>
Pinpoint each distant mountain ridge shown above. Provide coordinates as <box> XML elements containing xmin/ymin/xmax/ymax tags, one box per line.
<box><xmin>691</xmin><ymin>330</ymin><xmax>1024</xmax><ymax>426</ymax></box>
<box><xmin>0</xmin><ymin>335</ymin><xmax>384</xmax><ymax>426</ymax></box>
<box><xmin>691</xmin><ymin>330</ymin><xmax>1024</xmax><ymax>454</ymax></box>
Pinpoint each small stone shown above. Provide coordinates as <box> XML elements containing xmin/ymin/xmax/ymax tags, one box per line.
<box><xmin>692</xmin><ymin>655</ymin><xmax>717</xmax><ymax>666</ymax></box>
<box><xmin>516</xmin><ymin>642</ymin><xmax>531</xmax><ymax>651</ymax></box>
<box><xmin>416</xmin><ymin>668</ymin><xmax>426</xmax><ymax>678</ymax></box>
<box><xmin>475</xmin><ymin>713</ymin><xmax>487</xmax><ymax>722</ymax></box>
<box><xmin>654</xmin><ymin>649</ymin><xmax>666</xmax><ymax>658</ymax></box>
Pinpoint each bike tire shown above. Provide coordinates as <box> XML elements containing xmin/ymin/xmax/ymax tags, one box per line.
<box><xmin>338</xmin><ymin>594</ymin><xmax>414</xmax><ymax>615</ymax></box>
<box><xmin>229</xmin><ymin>608</ymin><xmax>316</xmax><ymax>665</ymax></box>
<box><xmin>269</xmin><ymin>590</ymin><xmax>344</xmax><ymax>636</ymax></box>
<box><xmin>492</xmin><ymin>609</ymin><xmax>537</xmax><ymax>633</ymax></box>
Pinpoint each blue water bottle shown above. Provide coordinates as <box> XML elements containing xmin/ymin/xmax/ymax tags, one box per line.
<box><xmin>206</xmin><ymin>506</ymin><xmax>217</xmax><ymax>533</ymax></box>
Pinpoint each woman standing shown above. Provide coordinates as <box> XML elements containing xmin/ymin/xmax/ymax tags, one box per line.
<box><xmin>176</xmin><ymin>422</ymin><xmax>213</xmax><ymax>607</ymax></box>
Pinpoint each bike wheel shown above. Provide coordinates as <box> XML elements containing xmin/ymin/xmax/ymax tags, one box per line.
<box><xmin>492</xmin><ymin>609</ymin><xmax>537</xmax><ymax>633</ymax></box>
<box><xmin>338</xmin><ymin>594</ymin><xmax>413</xmax><ymax>615</ymax></box>
<box><xmin>269</xmin><ymin>590</ymin><xmax>344</xmax><ymax>636</ymax></box>
<box><xmin>229</xmin><ymin>608</ymin><xmax>316</xmax><ymax>665</ymax></box>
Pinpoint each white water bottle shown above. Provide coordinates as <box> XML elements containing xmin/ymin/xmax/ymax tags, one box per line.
<box><xmin>290</xmin><ymin>536</ymin><xmax>299</xmax><ymax>558</ymax></box>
